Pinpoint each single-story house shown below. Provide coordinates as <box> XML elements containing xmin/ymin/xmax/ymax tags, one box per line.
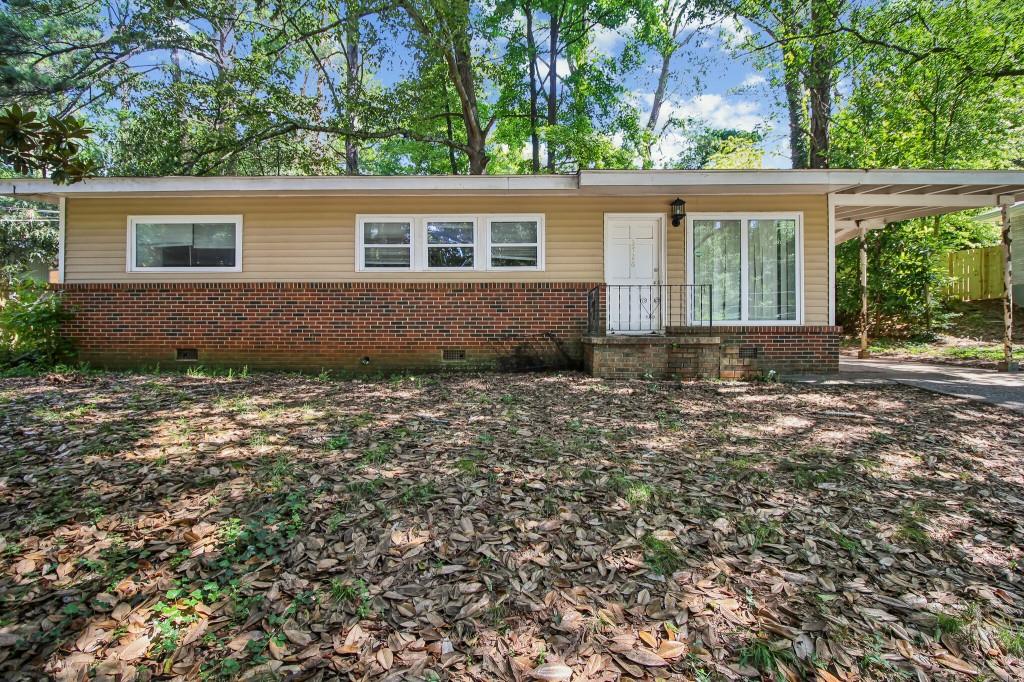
<box><xmin>3</xmin><ymin>170</ymin><xmax>1022</xmax><ymax>378</ymax></box>
<box><xmin>976</xmin><ymin>202</ymin><xmax>1024</xmax><ymax>308</ymax></box>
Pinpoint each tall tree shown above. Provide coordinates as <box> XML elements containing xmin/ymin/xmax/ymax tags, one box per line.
<box><xmin>633</xmin><ymin>0</ymin><xmax>720</xmax><ymax>168</ymax></box>
<box><xmin>399</xmin><ymin>0</ymin><xmax>493</xmax><ymax>174</ymax></box>
<box><xmin>732</xmin><ymin>0</ymin><xmax>845</xmax><ymax>168</ymax></box>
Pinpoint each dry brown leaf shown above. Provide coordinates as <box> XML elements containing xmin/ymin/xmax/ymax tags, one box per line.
<box><xmin>934</xmin><ymin>653</ymin><xmax>979</xmax><ymax>675</ymax></box>
<box><xmin>116</xmin><ymin>635</ymin><xmax>150</xmax><ymax>662</ymax></box>
<box><xmin>530</xmin><ymin>663</ymin><xmax>573</xmax><ymax>680</ymax></box>
<box><xmin>623</xmin><ymin>649</ymin><xmax>668</xmax><ymax>667</ymax></box>
<box><xmin>656</xmin><ymin>640</ymin><xmax>687</xmax><ymax>659</ymax></box>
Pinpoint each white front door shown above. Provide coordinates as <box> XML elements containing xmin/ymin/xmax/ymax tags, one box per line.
<box><xmin>604</xmin><ymin>215</ymin><xmax>663</xmax><ymax>333</ymax></box>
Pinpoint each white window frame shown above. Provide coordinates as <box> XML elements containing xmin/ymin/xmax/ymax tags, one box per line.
<box><xmin>421</xmin><ymin>215</ymin><xmax>480</xmax><ymax>271</ymax></box>
<box><xmin>356</xmin><ymin>215</ymin><xmax>415</xmax><ymax>271</ymax></box>
<box><xmin>486</xmin><ymin>215</ymin><xmax>545</xmax><ymax>271</ymax></box>
<box><xmin>127</xmin><ymin>215</ymin><xmax>243</xmax><ymax>273</ymax></box>
<box><xmin>685</xmin><ymin>212</ymin><xmax>803</xmax><ymax>326</ymax></box>
<box><xmin>355</xmin><ymin>214</ymin><xmax>545</xmax><ymax>272</ymax></box>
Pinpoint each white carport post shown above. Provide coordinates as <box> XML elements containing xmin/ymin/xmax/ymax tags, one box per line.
<box><xmin>999</xmin><ymin>195</ymin><xmax>1017</xmax><ymax>372</ymax></box>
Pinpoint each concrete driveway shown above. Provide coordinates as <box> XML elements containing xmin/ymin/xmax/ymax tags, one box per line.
<box><xmin>789</xmin><ymin>357</ymin><xmax>1024</xmax><ymax>414</ymax></box>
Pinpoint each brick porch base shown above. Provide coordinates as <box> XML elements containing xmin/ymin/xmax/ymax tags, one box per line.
<box><xmin>584</xmin><ymin>325</ymin><xmax>842</xmax><ymax>380</ymax></box>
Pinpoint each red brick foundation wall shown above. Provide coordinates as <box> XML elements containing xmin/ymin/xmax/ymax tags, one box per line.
<box><xmin>53</xmin><ymin>282</ymin><xmax>598</xmax><ymax>371</ymax></box>
<box><xmin>667</xmin><ymin>325</ymin><xmax>842</xmax><ymax>374</ymax></box>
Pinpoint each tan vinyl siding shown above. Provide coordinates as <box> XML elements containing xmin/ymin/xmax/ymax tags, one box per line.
<box><xmin>64</xmin><ymin>193</ymin><xmax>831</xmax><ymax>324</ymax></box>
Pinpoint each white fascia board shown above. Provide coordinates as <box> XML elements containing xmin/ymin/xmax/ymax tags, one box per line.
<box><xmin>0</xmin><ymin>174</ymin><xmax>581</xmax><ymax>198</ymax></box>
<box><xmin>581</xmin><ymin>169</ymin><xmax>1024</xmax><ymax>193</ymax></box>
<box><xmin>580</xmin><ymin>169</ymin><xmax>857</xmax><ymax>191</ymax></box>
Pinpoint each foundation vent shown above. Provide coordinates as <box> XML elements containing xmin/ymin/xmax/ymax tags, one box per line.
<box><xmin>739</xmin><ymin>346</ymin><xmax>759</xmax><ymax>359</ymax></box>
<box><xmin>442</xmin><ymin>348</ymin><xmax>467</xmax><ymax>362</ymax></box>
<box><xmin>176</xmin><ymin>348</ymin><xmax>199</xmax><ymax>362</ymax></box>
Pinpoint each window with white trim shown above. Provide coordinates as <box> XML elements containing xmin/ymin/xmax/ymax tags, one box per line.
<box><xmin>356</xmin><ymin>214</ymin><xmax>544</xmax><ymax>271</ymax></box>
<box><xmin>688</xmin><ymin>214</ymin><xmax>800</xmax><ymax>323</ymax></box>
<box><xmin>425</xmin><ymin>219</ymin><xmax>476</xmax><ymax>269</ymax></box>
<box><xmin>362</xmin><ymin>219</ymin><xmax>413</xmax><ymax>269</ymax></box>
<box><xmin>487</xmin><ymin>217</ymin><xmax>541</xmax><ymax>269</ymax></box>
<box><xmin>128</xmin><ymin>215</ymin><xmax>242</xmax><ymax>272</ymax></box>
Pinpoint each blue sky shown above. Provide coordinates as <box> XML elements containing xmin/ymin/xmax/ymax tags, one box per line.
<box><xmin>586</xmin><ymin>16</ymin><xmax>791</xmax><ymax>168</ymax></box>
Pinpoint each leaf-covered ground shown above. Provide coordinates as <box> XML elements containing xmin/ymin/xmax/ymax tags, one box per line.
<box><xmin>1</xmin><ymin>370</ymin><xmax>1023</xmax><ymax>681</ymax></box>
<box><xmin>846</xmin><ymin>300</ymin><xmax>1024</xmax><ymax>369</ymax></box>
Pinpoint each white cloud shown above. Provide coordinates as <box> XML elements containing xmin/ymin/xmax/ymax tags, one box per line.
<box><xmin>718</xmin><ymin>17</ymin><xmax>753</xmax><ymax>45</ymax></box>
<box><xmin>664</xmin><ymin>93</ymin><xmax>764</xmax><ymax>131</ymax></box>
<box><xmin>635</xmin><ymin>91</ymin><xmax>769</xmax><ymax>165</ymax></box>
<box><xmin>173</xmin><ymin>19</ymin><xmax>196</xmax><ymax>34</ymax></box>
<box><xmin>535</xmin><ymin>57</ymin><xmax>572</xmax><ymax>82</ymax></box>
<box><xmin>591</xmin><ymin>18</ymin><xmax>635</xmax><ymax>57</ymax></box>
<box><xmin>740</xmin><ymin>73</ymin><xmax>766</xmax><ymax>88</ymax></box>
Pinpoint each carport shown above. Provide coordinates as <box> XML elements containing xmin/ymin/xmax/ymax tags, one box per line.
<box><xmin>827</xmin><ymin>170</ymin><xmax>1024</xmax><ymax>371</ymax></box>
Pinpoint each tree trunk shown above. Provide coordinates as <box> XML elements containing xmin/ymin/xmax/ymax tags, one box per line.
<box><xmin>401</xmin><ymin>0</ymin><xmax>489</xmax><ymax>174</ymax></box>
<box><xmin>807</xmin><ymin>80</ymin><xmax>830</xmax><ymax>168</ymax></box>
<box><xmin>524</xmin><ymin>6</ymin><xmax>540</xmax><ymax>173</ymax></box>
<box><xmin>806</xmin><ymin>0</ymin><xmax>832</xmax><ymax>168</ymax></box>
<box><xmin>782</xmin><ymin>54</ymin><xmax>808</xmax><ymax>169</ymax></box>
<box><xmin>546</xmin><ymin>14</ymin><xmax>559</xmax><ymax>173</ymax></box>
<box><xmin>448</xmin><ymin>37</ymin><xmax>489</xmax><ymax>174</ymax></box>
<box><xmin>644</xmin><ymin>52</ymin><xmax>672</xmax><ymax>170</ymax></box>
<box><xmin>444</xmin><ymin>90</ymin><xmax>459</xmax><ymax>174</ymax></box>
<box><xmin>344</xmin><ymin>11</ymin><xmax>360</xmax><ymax>175</ymax></box>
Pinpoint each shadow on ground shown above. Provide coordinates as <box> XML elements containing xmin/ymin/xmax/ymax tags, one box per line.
<box><xmin>0</xmin><ymin>370</ymin><xmax>1022</xmax><ymax>681</ymax></box>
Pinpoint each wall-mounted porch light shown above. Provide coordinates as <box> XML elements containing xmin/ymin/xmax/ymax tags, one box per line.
<box><xmin>670</xmin><ymin>197</ymin><xmax>686</xmax><ymax>227</ymax></box>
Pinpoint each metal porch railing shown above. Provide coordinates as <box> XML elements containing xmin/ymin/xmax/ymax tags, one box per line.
<box><xmin>587</xmin><ymin>284</ymin><xmax>713</xmax><ymax>334</ymax></box>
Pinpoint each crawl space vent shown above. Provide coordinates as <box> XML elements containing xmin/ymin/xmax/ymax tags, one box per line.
<box><xmin>739</xmin><ymin>346</ymin><xmax>759</xmax><ymax>359</ymax></box>
<box><xmin>442</xmin><ymin>348</ymin><xmax>467</xmax><ymax>362</ymax></box>
<box><xmin>176</xmin><ymin>348</ymin><xmax>199</xmax><ymax>362</ymax></box>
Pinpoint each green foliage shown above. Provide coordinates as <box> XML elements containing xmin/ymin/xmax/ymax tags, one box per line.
<box><xmin>0</xmin><ymin>199</ymin><xmax>57</xmax><ymax>289</ymax></box>
<box><xmin>0</xmin><ymin>105</ymin><xmax>97</xmax><ymax>183</ymax></box>
<box><xmin>837</xmin><ymin>218</ymin><xmax>958</xmax><ymax>338</ymax></box>
<box><xmin>998</xmin><ymin>625</ymin><xmax>1024</xmax><ymax>656</ymax></box>
<box><xmin>329</xmin><ymin>578</ymin><xmax>372</xmax><ymax>617</ymax></box>
<box><xmin>672</xmin><ymin>126</ymin><xmax>765</xmax><ymax>170</ymax></box>
<box><xmin>0</xmin><ymin>279</ymin><xmax>73</xmax><ymax>367</ymax></box>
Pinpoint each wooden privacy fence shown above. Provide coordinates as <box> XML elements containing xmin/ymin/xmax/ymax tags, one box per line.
<box><xmin>945</xmin><ymin>245</ymin><xmax>1005</xmax><ymax>301</ymax></box>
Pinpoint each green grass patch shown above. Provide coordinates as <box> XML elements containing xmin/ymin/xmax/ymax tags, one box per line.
<box><xmin>738</xmin><ymin>637</ymin><xmax>793</xmax><ymax>680</ymax></box>
<box><xmin>641</xmin><ymin>533</ymin><xmax>683</xmax><ymax>575</ymax></box>
<box><xmin>324</xmin><ymin>434</ymin><xmax>350</xmax><ymax>451</ymax></box>
<box><xmin>998</xmin><ymin>625</ymin><xmax>1024</xmax><ymax>655</ymax></box>
<box><xmin>736</xmin><ymin>515</ymin><xmax>782</xmax><ymax>549</ymax></box>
